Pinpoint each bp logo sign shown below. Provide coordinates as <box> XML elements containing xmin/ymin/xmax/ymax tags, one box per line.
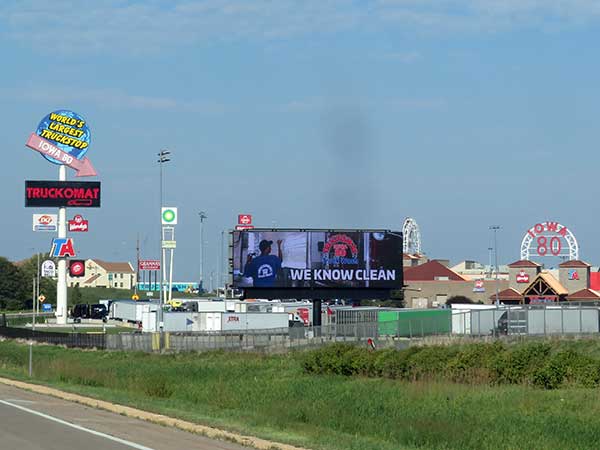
<box><xmin>161</xmin><ymin>207</ymin><xmax>178</xmax><ymax>225</ymax></box>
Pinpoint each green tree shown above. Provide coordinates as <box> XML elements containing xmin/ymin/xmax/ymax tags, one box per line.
<box><xmin>71</xmin><ymin>284</ymin><xmax>82</xmax><ymax>304</ymax></box>
<box><xmin>446</xmin><ymin>295</ymin><xmax>474</xmax><ymax>305</ymax></box>
<box><xmin>19</xmin><ymin>254</ymin><xmax>57</xmax><ymax>308</ymax></box>
<box><xmin>0</xmin><ymin>257</ymin><xmax>27</xmax><ymax>310</ymax></box>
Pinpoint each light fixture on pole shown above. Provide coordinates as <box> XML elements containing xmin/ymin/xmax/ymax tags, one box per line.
<box><xmin>489</xmin><ymin>225</ymin><xmax>501</xmax><ymax>306</ymax></box>
<box><xmin>157</xmin><ymin>150</ymin><xmax>171</xmax><ymax>330</ymax></box>
<box><xmin>198</xmin><ymin>211</ymin><xmax>207</xmax><ymax>293</ymax></box>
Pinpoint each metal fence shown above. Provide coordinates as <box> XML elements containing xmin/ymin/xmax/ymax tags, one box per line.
<box><xmin>0</xmin><ymin>326</ymin><xmax>106</xmax><ymax>349</ymax></box>
<box><xmin>3</xmin><ymin>305</ymin><xmax>600</xmax><ymax>353</ymax></box>
<box><xmin>452</xmin><ymin>305</ymin><xmax>600</xmax><ymax>337</ymax></box>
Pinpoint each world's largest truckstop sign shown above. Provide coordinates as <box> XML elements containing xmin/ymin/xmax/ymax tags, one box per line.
<box><xmin>26</xmin><ymin>110</ymin><xmax>97</xmax><ymax>177</ymax></box>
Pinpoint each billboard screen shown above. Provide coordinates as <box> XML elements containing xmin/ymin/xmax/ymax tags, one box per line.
<box><xmin>232</xmin><ymin>230</ymin><xmax>403</xmax><ymax>294</ymax></box>
<box><xmin>25</xmin><ymin>180</ymin><xmax>101</xmax><ymax>207</ymax></box>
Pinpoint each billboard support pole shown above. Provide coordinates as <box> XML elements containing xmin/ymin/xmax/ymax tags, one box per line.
<box><xmin>56</xmin><ymin>165</ymin><xmax>68</xmax><ymax>325</ymax></box>
<box><xmin>312</xmin><ymin>299</ymin><xmax>322</xmax><ymax>336</ymax></box>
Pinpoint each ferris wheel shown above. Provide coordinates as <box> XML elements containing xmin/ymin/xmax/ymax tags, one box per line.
<box><xmin>402</xmin><ymin>217</ymin><xmax>422</xmax><ymax>255</ymax></box>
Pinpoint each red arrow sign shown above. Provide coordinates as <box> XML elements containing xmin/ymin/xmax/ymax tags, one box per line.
<box><xmin>26</xmin><ymin>133</ymin><xmax>97</xmax><ymax>177</ymax></box>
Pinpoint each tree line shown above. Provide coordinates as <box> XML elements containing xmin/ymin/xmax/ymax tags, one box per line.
<box><xmin>0</xmin><ymin>254</ymin><xmax>57</xmax><ymax>310</ymax></box>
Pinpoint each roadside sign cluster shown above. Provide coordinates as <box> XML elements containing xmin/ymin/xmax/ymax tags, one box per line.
<box><xmin>25</xmin><ymin>109</ymin><xmax>99</xmax><ymax>322</ymax></box>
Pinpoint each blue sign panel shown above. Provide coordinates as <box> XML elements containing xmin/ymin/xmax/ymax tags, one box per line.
<box><xmin>35</xmin><ymin>110</ymin><xmax>91</xmax><ymax>165</ymax></box>
<box><xmin>42</xmin><ymin>303</ymin><xmax>52</xmax><ymax>312</ymax></box>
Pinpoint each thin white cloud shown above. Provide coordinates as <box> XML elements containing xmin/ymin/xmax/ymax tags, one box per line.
<box><xmin>0</xmin><ymin>86</ymin><xmax>230</xmax><ymax>114</ymax></box>
<box><xmin>277</xmin><ymin>96</ymin><xmax>446</xmax><ymax>113</ymax></box>
<box><xmin>2</xmin><ymin>0</ymin><xmax>600</xmax><ymax>54</ymax></box>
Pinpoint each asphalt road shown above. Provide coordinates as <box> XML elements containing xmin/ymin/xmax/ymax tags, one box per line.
<box><xmin>0</xmin><ymin>384</ymin><xmax>251</xmax><ymax>450</ymax></box>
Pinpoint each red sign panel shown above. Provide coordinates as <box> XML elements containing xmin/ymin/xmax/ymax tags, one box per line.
<box><xmin>68</xmin><ymin>214</ymin><xmax>89</xmax><ymax>232</ymax></box>
<box><xmin>516</xmin><ymin>270</ymin><xmax>530</xmax><ymax>283</ymax></box>
<box><xmin>25</xmin><ymin>180</ymin><xmax>101</xmax><ymax>207</ymax></box>
<box><xmin>139</xmin><ymin>260</ymin><xmax>161</xmax><ymax>271</ymax></box>
<box><xmin>238</xmin><ymin>214</ymin><xmax>252</xmax><ymax>225</ymax></box>
<box><xmin>69</xmin><ymin>260</ymin><xmax>85</xmax><ymax>277</ymax></box>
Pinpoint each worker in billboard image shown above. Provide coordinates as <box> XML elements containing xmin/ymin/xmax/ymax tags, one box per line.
<box><xmin>243</xmin><ymin>239</ymin><xmax>283</xmax><ymax>287</ymax></box>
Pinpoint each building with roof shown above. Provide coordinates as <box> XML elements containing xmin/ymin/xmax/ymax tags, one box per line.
<box><xmin>403</xmin><ymin>260</ymin><xmax>509</xmax><ymax>308</ymax></box>
<box><xmin>451</xmin><ymin>260</ymin><xmax>509</xmax><ymax>281</ymax></box>
<box><xmin>491</xmin><ymin>259</ymin><xmax>599</xmax><ymax>304</ymax></box>
<box><xmin>67</xmin><ymin>259</ymin><xmax>136</xmax><ymax>289</ymax></box>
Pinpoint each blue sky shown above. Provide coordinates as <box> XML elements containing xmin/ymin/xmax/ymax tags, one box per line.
<box><xmin>2</xmin><ymin>0</ymin><xmax>600</xmax><ymax>283</ymax></box>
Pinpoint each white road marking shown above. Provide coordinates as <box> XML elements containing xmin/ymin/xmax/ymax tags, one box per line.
<box><xmin>4</xmin><ymin>399</ymin><xmax>36</xmax><ymax>404</ymax></box>
<box><xmin>0</xmin><ymin>400</ymin><xmax>156</xmax><ymax>450</ymax></box>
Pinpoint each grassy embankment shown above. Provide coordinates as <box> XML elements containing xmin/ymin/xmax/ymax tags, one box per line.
<box><xmin>1</xmin><ymin>340</ymin><xmax>600</xmax><ymax>450</ymax></box>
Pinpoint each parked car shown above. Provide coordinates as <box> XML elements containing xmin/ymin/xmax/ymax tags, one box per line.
<box><xmin>70</xmin><ymin>303</ymin><xmax>108</xmax><ymax>323</ymax></box>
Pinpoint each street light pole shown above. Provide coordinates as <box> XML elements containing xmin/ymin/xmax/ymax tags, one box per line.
<box><xmin>198</xmin><ymin>211</ymin><xmax>207</xmax><ymax>294</ymax></box>
<box><xmin>36</xmin><ymin>252</ymin><xmax>40</xmax><ymax>323</ymax></box>
<box><xmin>489</xmin><ymin>226</ymin><xmax>501</xmax><ymax>306</ymax></box>
<box><xmin>157</xmin><ymin>150</ymin><xmax>170</xmax><ymax>330</ymax></box>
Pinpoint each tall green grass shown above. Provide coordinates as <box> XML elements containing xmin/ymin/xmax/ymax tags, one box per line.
<box><xmin>303</xmin><ymin>341</ymin><xmax>600</xmax><ymax>389</ymax></box>
<box><xmin>1</xmin><ymin>340</ymin><xmax>600</xmax><ymax>449</ymax></box>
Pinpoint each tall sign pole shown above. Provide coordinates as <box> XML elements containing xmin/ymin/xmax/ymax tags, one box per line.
<box><xmin>56</xmin><ymin>165</ymin><xmax>67</xmax><ymax>323</ymax></box>
<box><xmin>25</xmin><ymin>110</ymin><xmax>98</xmax><ymax>325</ymax></box>
<box><xmin>157</xmin><ymin>151</ymin><xmax>170</xmax><ymax>330</ymax></box>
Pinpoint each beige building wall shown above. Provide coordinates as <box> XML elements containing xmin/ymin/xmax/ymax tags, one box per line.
<box><xmin>509</xmin><ymin>267</ymin><xmax>540</xmax><ymax>292</ymax></box>
<box><xmin>559</xmin><ymin>266</ymin><xmax>589</xmax><ymax>293</ymax></box>
<box><xmin>68</xmin><ymin>259</ymin><xmax>136</xmax><ymax>289</ymax></box>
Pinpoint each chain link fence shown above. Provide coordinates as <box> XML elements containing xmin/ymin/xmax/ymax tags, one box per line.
<box><xmin>2</xmin><ymin>305</ymin><xmax>600</xmax><ymax>352</ymax></box>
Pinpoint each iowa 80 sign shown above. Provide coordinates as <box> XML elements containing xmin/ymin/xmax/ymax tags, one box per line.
<box><xmin>520</xmin><ymin>221</ymin><xmax>579</xmax><ymax>261</ymax></box>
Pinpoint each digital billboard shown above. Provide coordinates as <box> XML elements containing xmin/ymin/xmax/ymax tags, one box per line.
<box><xmin>232</xmin><ymin>229</ymin><xmax>403</xmax><ymax>299</ymax></box>
<box><xmin>25</xmin><ymin>181</ymin><xmax>101</xmax><ymax>207</ymax></box>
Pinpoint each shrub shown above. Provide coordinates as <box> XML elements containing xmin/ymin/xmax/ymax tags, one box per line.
<box><xmin>447</xmin><ymin>342</ymin><xmax>505</xmax><ymax>383</ymax></box>
<box><xmin>406</xmin><ymin>346</ymin><xmax>458</xmax><ymax>381</ymax></box>
<box><xmin>489</xmin><ymin>342</ymin><xmax>551</xmax><ymax>385</ymax></box>
<box><xmin>302</xmin><ymin>343</ymin><xmax>373</xmax><ymax>376</ymax></box>
<box><xmin>372</xmin><ymin>347</ymin><xmax>420</xmax><ymax>379</ymax></box>
<box><xmin>302</xmin><ymin>341</ymin><xmax>600</xmax><ymax>390</ymax></box>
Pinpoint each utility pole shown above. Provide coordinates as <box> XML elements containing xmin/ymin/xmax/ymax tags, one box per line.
<box><xmin>219</xmin><ymin>230</ymin><xmax>224</xmax><ymax>289</ymax></box>
<box><xmin>489</xmin><ymin>226</ymin><xmax>501</xmax><ymax>306</ymax></box>
<box><xmin>135</xmin><ymin>234</ymin><xmax>140</xmax><ymax>295</ymax></box>
<box><xmin>157</xmin><ymin>150</ymin><xmax>171</xmax><ymax>330</ymax></box>
<box><xmin>198</xmin><ymin>211</ymin><xmax>207</xmax><ymax>293</ymax></box>
<box><xmin>35</xmin><ymin>252</ymin><xmax>40</xmax><ymax>321</ymax></box>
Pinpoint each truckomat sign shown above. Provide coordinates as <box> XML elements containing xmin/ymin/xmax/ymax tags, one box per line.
<box><xmin>25</xmin><ymin>180</ymin><xmax>101</xmax><ymax>207</ymax></box>
<box><xmin>231</xmin><ymin>229</ymin><xmax>403</xmax><ymax>289</ymax></box>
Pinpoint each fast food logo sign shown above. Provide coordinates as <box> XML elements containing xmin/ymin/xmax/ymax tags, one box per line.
<box><xmin>322</xmin><ymin>234</ymin><xmax>359</xmax><ymax>266</ymax></box>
